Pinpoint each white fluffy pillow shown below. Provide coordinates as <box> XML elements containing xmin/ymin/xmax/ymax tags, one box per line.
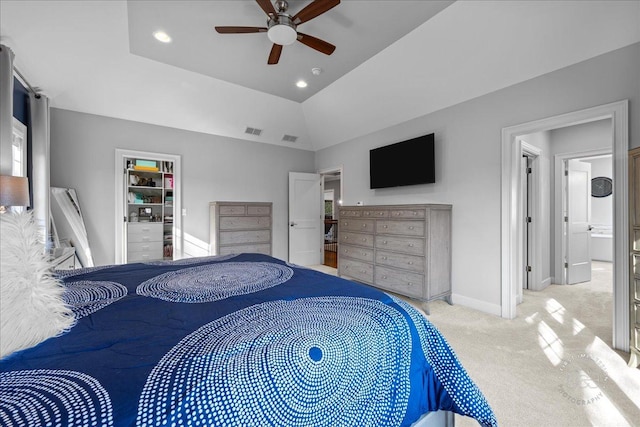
<box><xmin>1</xmin><ymin>210</ymin><xmax>75</xmax><ymax>358</ymax></box>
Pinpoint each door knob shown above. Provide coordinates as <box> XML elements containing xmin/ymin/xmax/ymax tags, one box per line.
<box><xmin>290</xmin><ymin>222</ymin><xmax>297</xmax><ymax>227</ymax></box>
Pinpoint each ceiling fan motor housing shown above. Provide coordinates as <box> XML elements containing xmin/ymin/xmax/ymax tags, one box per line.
<box><xmin>274</xmin><ymin>0</ymin><xmax>289</xmax><ymax>13</ymax></box>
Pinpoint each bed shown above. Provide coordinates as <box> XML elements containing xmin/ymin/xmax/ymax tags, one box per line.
<box><xmin>0</xmin><ymin>251</ymin><xmax>496</xmax><ymax>427</ymax></box>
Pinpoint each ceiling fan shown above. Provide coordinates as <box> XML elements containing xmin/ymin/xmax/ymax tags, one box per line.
<box><xmin>215</xmin><ymin>0</ymin><xmax>340</xmax><ymax>65</ymax></box>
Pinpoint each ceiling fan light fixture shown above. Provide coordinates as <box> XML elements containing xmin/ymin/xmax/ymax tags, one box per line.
<box><xmin>267</xmin><ymin>15</ymin><xmax>297</xmax><ymax>45</ymax></box>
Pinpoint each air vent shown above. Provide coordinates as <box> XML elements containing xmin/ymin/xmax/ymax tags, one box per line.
<box><xmin>245</xmin><ymin>126</ymin><xmax>263</xmax><ymax>136</ymax></box>
<box><xmin>282</xmin><ymin>134</ymin><xmax>298</xmax><ymax>143</ymax></box>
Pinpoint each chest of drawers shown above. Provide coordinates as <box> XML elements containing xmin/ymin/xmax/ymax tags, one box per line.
<box><xmin>338</xmin><ymin>204</ymin><xmax>452</xmax><ymax>311</ymax></box>
<box><xmin>209</xmin><ymin>202</ymin><xmax>272</xmax><ymax>256</ymax></box>
<box><xmin>127</xmin><ymin>222</ymin><xmax>163</xmax><ymax>262</ymax></box>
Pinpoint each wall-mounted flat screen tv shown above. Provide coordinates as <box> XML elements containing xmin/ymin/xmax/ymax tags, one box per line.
<box><xmin>369</xmin><ymin>133</ymin><xmax>435</xmax><ymax>189</ymax></box>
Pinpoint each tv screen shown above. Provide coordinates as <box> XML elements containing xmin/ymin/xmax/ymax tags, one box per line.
<box><xmin>369</xmin><ymin>133</ymin><xmax>435</xmax><ymax>189</ymax></box>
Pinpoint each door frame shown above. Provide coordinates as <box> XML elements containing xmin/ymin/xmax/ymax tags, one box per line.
<box><xmin>519</xmin><ymin>140</ymin><xmax>542</xmax><ymax>296</ymax></box>
<box><xmin>501</xmin><ymin>100</ymin><xmax>628</xmax><ymax>352</ymax></box>
<box><xmin>114</xmin><ymin>149</ymin><xmax>182</xmax><ymax>264</ymax></box>
<box><xmin>554</xmin><ymin>148</ymin><xmax>611</xmax><ymax>285</ymax></box>
<box><xmin>319</xmin><ymin>165</ymin><xmax>343</xmax><ymax>262</ymax></box>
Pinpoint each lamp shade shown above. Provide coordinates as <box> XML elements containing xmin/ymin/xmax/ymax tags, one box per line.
<box><xmin>0</xmin><ymin>175</ymin><xmax>30</xmax><ymax>207</ymax></box>
<box><xmin>267</xmin><ymin>24</ymin><xmax>297</xmax><ymax>45</ymax></box>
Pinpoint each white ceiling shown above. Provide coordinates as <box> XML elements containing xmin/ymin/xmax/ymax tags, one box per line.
<box><xmin>1</xmin><ymin>1</ymin><xmax>639</xmax><ymax>152</ymax></box>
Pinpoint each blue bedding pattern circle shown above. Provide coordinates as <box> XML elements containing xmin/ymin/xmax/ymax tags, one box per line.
<box><xmin>136</xmin><ymin>262</ymin><xmax>293</xmax><ymax>303</ymax></box>
<box><xmin>0</xmin><ymin>370</ymin><xmax>113</xmax><ymax>427</ymax></box>
<box><xmin>136</xmin><ymin>297</ymin><xmax>411</xmax><ymax>426</ymax></box>
<box><xmin>392</xmin><ymin>298</ymin><xmax>498</xmax><ymax>427</ymax></box>
<box><xmin>62</xmin><ymin>281</ymin><xmax>128</xmax><ymax>319</ymax></box>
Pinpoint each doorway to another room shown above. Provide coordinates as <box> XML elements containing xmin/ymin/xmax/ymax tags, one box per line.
<box><xmin>502</xmin><ymin>100</ymin><xmax>628</xmax><ymax>353</ymax></box>
<box><xmin>321</xmin><ymin>168</ymin><xmax>342</xmax><ymax>270</ymax></box>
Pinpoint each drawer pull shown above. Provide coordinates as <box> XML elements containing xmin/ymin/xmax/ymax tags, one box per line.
<box><xmin>142</xmin><ymin>237</ymin><xmax>150</xmax><ymax>242</ymax></box>
<box><xmin>413</xmin><ymin>212</ymin><xmax>417</xmax><ymax>216</ymax></box>
<box><xmin>409</xmin><ymin>226</ymin><xmax>414</xmax><ymax>230</ymax></box>
<box><xmin>360</xmin><ymin>270</ymin><xmax>366</xmax><ymax>274</ymax></box>
<box><xmin>383</xmin><ymin>225</ymin><xmax>388</xmax><ymax>229</ymax></box>
<box><xmin>407</xmin><ymin>282</ymin><xmax>413</xmax><ymax>286</ymax></box>
<box><xmin>362</xmin><ymin>224</ymin><xmax>367</xmax><ymax>228</ymax></box>
<box><xmin>408</xmin><ymin>243</ymin><xmax>414</xmax><ymax>247</ymax></box>
<box><xmin>382</xmin><ymin>256</ymin><xmax>387</xmax><ymax>260</ymax></box>
<box><xmin>364</xmin><ymin>212</ymin><xmax>370</xmax><ymax>216</ymax></box>
<box><xmin>383</xmin><ymin>275</ymin><xmax>387</xmax><ymax>279</ymax></box>
<box><xmin>344</xmin><ymin>222</ymin><xmax>348</xmax><ymax>226</ymax></box>
<box><xmin>343</xmin><ymin>236</ymin><xmax>349</xmax><ymax>240</ymax></box>
<box><xmin>408</xmin><ymin>261</ymin><xmax>413</xmax><ymax>265</ymax></box>
<box><xmin>362</xmin><ymin>252</ymin><xmax>367</xmax><ymax>256</ymax></box>
<box><xmin>362</xmin><ymin>238</ymin><xmax>367</xmax><ymax>242</ymax></box>
<box><xmin>382</xmin><ymin>240</ymin><xmax>387</xmax><ymax>244</ymax></box>
<box><xmin>379</xmin><ymin>212</ymin><xmax>384</xmax><ymax>216</ymax></box>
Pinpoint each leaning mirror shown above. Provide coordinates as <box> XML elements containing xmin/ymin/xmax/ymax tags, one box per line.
<box><xmin>50</xmin><ymin>187</ymin><xmax>94</xmax><ymax>267</ymax></box>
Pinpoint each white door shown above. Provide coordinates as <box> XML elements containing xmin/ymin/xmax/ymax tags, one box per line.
<box><xmin>289</xmin><ymin>172</ymin><xmax>322</xmax><ymax>266</ymax></box>
<box><xmin>566</xmin><ymin>159</ymin><xmax>592</xmax><ymax>284</ymax></box>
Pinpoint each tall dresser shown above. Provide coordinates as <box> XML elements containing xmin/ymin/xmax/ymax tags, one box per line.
<box><xmin>209</xmin><ymin>202</ymin><xmax>272</xmax><ymax>256</ymax></box>
<box><xmin>629</xmin><ymin>148</ymin><xmax>640</xmax><ymax>368</ymax></box>
<box><xmin>338</xmin><ymin>204</ymin><xmax>452</xmax><ymax>312</ymax></box>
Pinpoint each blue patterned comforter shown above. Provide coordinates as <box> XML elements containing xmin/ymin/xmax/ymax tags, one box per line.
<box><xmin>0</xmin><ymin>253</ymin><xmax>497</xmax><ymax>426</ymax></box>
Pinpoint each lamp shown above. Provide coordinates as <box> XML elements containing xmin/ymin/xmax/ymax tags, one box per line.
<box><xmin>267</xmin><ymin>0</ymin><xmax>297</xmax><ymax>46</ymax></box>
<box><xmin>267</xmin><ymin>18</ymin><xmax>297</xmax><ymax>46</ymax></box>
<box><xmin>0</xmin><ymin>175</ymin><xmax>30</xmax><ymax>213</ymax></box>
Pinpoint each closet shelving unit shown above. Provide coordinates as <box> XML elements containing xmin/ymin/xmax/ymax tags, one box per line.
<box><xmin>125</xmin><ymin>159</ymin><xmax>174</xmax><ymax>262</ymax></box>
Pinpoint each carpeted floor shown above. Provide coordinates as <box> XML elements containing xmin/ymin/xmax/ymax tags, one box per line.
<box><xmin>310</xmin><ymin>261</ymin><xmax>640</xmax><ymax>426</ymax></box>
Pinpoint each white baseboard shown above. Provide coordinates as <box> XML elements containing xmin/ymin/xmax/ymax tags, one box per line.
<box><xmin>540</xmin><ymin>277</ymin><xmax>552</xmax><ymax>290</ymax></box>
<box><xmin>451</xmin><ymin>293</ymin><xmax>501</xmax><ymax>316</ymax></box>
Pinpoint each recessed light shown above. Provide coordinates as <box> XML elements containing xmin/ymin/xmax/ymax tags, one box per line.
<box><xmin>153</xmin><ymin>31</ymin><xmax>172</xmax><ymax>43</ymax></box>
<box><xmin>296</xmin><ymin>80</ymin><xmax>308</xmax><ymax>88</ymax></box>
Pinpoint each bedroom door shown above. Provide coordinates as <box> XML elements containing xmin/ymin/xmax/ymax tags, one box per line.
<box><xmin>566</xmin><ymin>159</ymin><xmax>592</xmax><ymax>284</ymax></box>
<box><xmin>289</xmin><ymin>172</ymin><xmax>322</xmax><ymax>266</ymax></box>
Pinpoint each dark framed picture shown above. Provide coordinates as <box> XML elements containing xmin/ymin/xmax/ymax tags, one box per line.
<box><xmin>591</xmin><ymin>176</ymin><xmax>612</xmax><ymax>198</ymax></box>
<box><xmin>139</xmin><ymin>207</ymin><xmax>152</xmax><ymax>217</ymax></box>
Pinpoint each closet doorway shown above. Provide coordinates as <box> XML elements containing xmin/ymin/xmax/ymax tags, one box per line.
<box><xmin>114</xmin><ymin>149</ymin><xmax>182</xmax><ymax>264</ymax></box>
<box><xmin>320</xmin><ymin>167</ymin><xmax>342</xmax><ymax>269</ymax></box>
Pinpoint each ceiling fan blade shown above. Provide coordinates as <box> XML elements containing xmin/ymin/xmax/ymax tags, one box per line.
<box><xmin>292</xmin><ymin>0</ymin><xmax>340</xmax><ymax>25</ymax></box>
<box><xmin>256</xmin><ymin>0</ymin><xmax>276</xmax><ymax>16</ymax></box>
<box><xmin>297</xmin><ymin>33</ymin><xmax>336</xmax><ymax>55</ymax></box>
<box><xmin>215</xmin><ymin>26</ymin><xmax>268</xmax><ymax>34</ymax></box>
<box><xmin>268</xmin><ymin>44</ymin><xmax>283</xmax><ymax>65</ymax></box>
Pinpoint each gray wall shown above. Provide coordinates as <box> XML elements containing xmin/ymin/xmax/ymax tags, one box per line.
<box><xmin>50</xmin><ymin>109</ymin><xmax>315</xmax><ymax>265</ymax></box>
<box><xmin>585</xmin><ymin>156</ymin><xmax>613</xmax><ymax>229</ymax></box>
<box><xmin>314</xmin><ymin>42</ymin><xmax>639</xmax><ymax>312</ymax></box>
